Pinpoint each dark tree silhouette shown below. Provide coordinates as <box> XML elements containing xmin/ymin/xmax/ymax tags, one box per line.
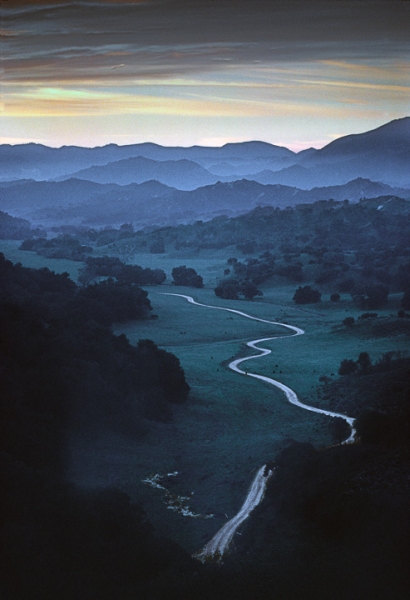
<box><xmin>293</xmin><ymin>285</ymin><xmax>321</xmax><ymax>304</ymax></box>
<box><xmin>353</xmin><ymin>284</ymin><xmax>389</xmax><ymax>309</ymax></box>
<box><xmin>338</xmin><ymin>359</ymin><xmax>358</xmax><ymax>376</ymax></box>
<box><xmin>171</xmin><ymin>265</ymin><xmax>204</xmax><ymax>288</ymax></box>
<box><xmin>214</xmin><ymin>279</ymin><xmax>240</xmax><ymax>300</ymax></box>
<box><xmin>342</xmin><ymin>316</ymin><xmax>355</xmax><ymax>327</ymax></box>
<box><xmin>357</xmin><ymin>351</ymin><xmax>372</xmax><ymax>373</ymax></box>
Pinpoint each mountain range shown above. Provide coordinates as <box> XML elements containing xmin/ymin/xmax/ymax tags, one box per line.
<box><xmin>0</xmin><ymin>118</ymin><xmax>409</xmax><ymax>228</ymax></box>
<box><xmin>1</xmin><ymin>176</ymin><xmax>408</xmax><ymax>230</ymax></box>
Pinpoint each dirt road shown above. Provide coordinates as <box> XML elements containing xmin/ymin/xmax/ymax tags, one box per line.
<box><xmin>161</xmin><ymin>293</ymin><xmax>356</xmax><ymax>560</ymax></box>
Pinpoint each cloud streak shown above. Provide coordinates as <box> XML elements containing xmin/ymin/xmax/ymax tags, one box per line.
<box><xmin>3</xmin><ymin>1</ymin><xmax>409</xmax><ymax>76</ymax></box>
<box><xmin>2</xmin><ymin>1</ymin><xmax>409</xmax><ymax>147</ymax></box>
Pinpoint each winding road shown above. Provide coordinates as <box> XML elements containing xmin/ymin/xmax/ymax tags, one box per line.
<box><xmin>160</xmin><ymin>293</ymin><xmax>356</xmax><ymax>561</ymax></box>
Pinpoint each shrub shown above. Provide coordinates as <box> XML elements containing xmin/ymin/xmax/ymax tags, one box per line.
<box><xmin>357</xmin><ymin>351</ymin><xmax>371</xmax><ymax>373</ymax></box>
<box><xmin>342</xmin><ymin>317</ymin><xmax>355</xmax><ymax>327</ymax></box>
<box><xmin>353</xmin><ymin>284</ymin><xmax>389</xmax><ymax>310</ymax></box>
<box><xmin>214</xmin><ymin>280</ymin><xmax>240</xmax><ymax>300</ymax></box>
<box><xmin>171</xmin><ymin>266</ymin><xmax>203</xmax><ymax>288</ymax></box>
<box><xmin>401</xmin><ymin>289</ymin><xmax>410</xmax><ymax>310</ymax></box>
<box><xmin>338</xmin><ymin>359</ymin><xmax>358</xmax><ymax>376</ymax></box>
<box><xmin>359</xmin><ymin>312</ymin><xmax>378</xmax><ymax>320</ymax></box>
<box><xmin>293</xmin><ymin>285</ymin><xmax>321</xmax><ymax>304</ymax></box>
<box><xmin>241</xmin><ymin>281</ymin><xmax>262</xmax><ymax>300</ymax></box>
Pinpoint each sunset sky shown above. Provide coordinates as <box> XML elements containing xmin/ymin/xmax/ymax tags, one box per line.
<box><xmin>1</xmin><ymin>0</ymin><xmax>409</xmax><ymax>150</ymax></box>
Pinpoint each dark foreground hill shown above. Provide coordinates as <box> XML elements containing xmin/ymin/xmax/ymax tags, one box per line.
<box><xmin>1</xmin><ymin>252</ymin><xmax>408</xmax><ymax>599</ymax></box>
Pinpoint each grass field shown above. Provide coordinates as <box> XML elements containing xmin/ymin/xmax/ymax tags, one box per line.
<box><xmin>0</xmin><ymin>239</ymin><xmax>83</xmax><ymax>279</ymax></box>
<box><xmin>78</xmin><ymin>284</ymin><xmax>408</xmax><ymax>553</ymax></box>
<box><xmin>2</xmin><ymin>241</ymin><xmax>408</xmax><ymax>553</ymax></box>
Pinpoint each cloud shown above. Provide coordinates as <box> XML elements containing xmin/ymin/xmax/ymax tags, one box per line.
<box><xmin>2</xmin><ymin>1</ymin><xmax>409</xmax><ymax>147</ymax></box>
<box><xmin>3</xmin><ymin>1</ymin><xmax>409</xmax><ymax>83</ymax></box>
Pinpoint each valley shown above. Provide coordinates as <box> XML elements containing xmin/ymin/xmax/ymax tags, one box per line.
<box><xmin>1</xmin><ymin>116</ymin><xmax>409</xmax><ymax>598</ymax></box>
<box><xmin>2</xmin><ymin>233</ymin><xmax>408</xmax><ymax>556</ymax></box>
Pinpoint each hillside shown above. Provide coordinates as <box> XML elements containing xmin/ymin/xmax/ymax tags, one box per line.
<box><xmin>1</xmin><ymin>174</ymin><xmax>408</xmax><ymax>230</ymax></box>
<box><xmin>57</xmin><ymin>156</ymin><xmax>219</xmax><ymax>190</ymax></box>
<box><xmin>1</xmin><ymin>118</ymin><xmax>409</xmax><ymax>190</ymax></box>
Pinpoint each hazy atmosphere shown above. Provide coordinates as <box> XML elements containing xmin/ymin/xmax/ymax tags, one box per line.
<box><xmin>1</xmin><ymin>2</ymin><xmax>409</xmax><ymax>600</ymax></box>
<box><xmin>2</xmin><ymin>0</ymin><xmax>409</xmax><ymax>149</ymax></box>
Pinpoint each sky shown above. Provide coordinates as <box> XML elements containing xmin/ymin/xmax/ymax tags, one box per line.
<box><xmin>1</xmin><ymin>0</ymin><xmax>409</xmax><ymax>150</ymax></box>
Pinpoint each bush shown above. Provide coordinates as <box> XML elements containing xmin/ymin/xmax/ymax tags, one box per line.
<box><xmin>215</xmin><ymin>279</ymin><xmax>240</xmax><ymax>300</ymax></box>
<box><xmin>401</xmin><ymin>289</ymin><xmax>410</xmax><ymax>310</ymax></box>
<box><xmin>357</xmin><ymin>351</ymin><xmax>371</xmax><ymax>373</ymax></box>
<box><xmin>171</xmin><ymin>266</ymin><xmax>203</xmax><ymax>288</ymax></box>
<box><xmin>342</xmin><ymin>317</ymin><xmax>355</xmax><ymax>327</ymax></box>
<box><xmin>338</xmin><ymin>359</ymin><xmax>358</xmax><ymax>376</ymax></box>
<box><xmin>214</xmin><ymin>279</ymin><xmax>262</xmax><ymax>300</ymax></box>
<box><xmin>293</xmin><ymin>285</ymin><xmax>321</xmax><ymax>304</ymax></box>
<box><xmin>338</xmin><ymin>278</ymin><xmax>355</xmax><ymax>293</ymax></box>
<box><xmin>241</xmin><ymin>281</ymin><xmax>263</xmax><ymax>300</ymax></box>
<box><xmin>353</xmin><ymin>284</ymin><xmax>389</xmax><ymax>310</ymax></box>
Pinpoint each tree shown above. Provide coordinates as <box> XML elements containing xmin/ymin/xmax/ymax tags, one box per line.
<box><xmin>171</xmin><ymin>266</ymin><xmax>203</xmax><ymax>288</ymax></box>
<box><xmin>241</xmin><ymin>281</ymin><xmax>262</xmax><ymax>300</ymax></box>
<box><xmin>80</xmin><ymin>257</ymin><xmax>165</xmax><ymax>286</ymax></box>
<box><xmin>293</xmin><ymin>285</ymin><xmax>321</xmax><ymax>304</ymax></box>
<box><xmin>78</xmin><ymin>279</ymin><xmax>152</xmax><ymax>323</ymax></box>
<box><xmin>353</xmin><ymin>284</ymin><xmax>389</xmax><ymax>310</ymax></box>
<box><xmin>338</xmin><ymin>359</ymin><xmax>358</xmax><ymax>376</ymax></box>
<box><xmin>276</xmin><ymin>264</ymin><xmax>303</xmax><ymax>282</ymax></box>
<box><xmin>342</xmin><ymin>316</ymin><xmax>355</xmax><ymax>327</ymax></box>
<box><xmin>78</xmin><ymin>265</ymin><xmax>99</xmax><ymax>286</ymax></box>
<box><xmin>401</xmin><ymin>289</ymin><xmax>410</xmax><ymax>310</ymax></box>
<box><xmin>357</xmin><ymin>351</ymin><xmax>371</xmax><ymax>373</ymax></box>
<box><xmin>214</xmin><ymin>279</ymin><xmax>240</xmax><ymax>300</ymax></box>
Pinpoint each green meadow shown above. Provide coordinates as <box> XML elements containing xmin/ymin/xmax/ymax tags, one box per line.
<box><xmin>112</xmin><ymin>282</ymin><xmax>408</xmax><ymax>552</ymax></box>
<box><xmin>2</xmin><ymin>241</ymin><xmax>408</xmax><ymax>553</ymax></box>
<box><xmin>0</xmin><ymin>239</ymin><xmax>83</xmax><ymax>279</ymax></box>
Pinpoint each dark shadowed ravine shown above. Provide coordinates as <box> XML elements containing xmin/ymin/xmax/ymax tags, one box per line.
<box><xmin>161</xmin><ymin>293</ymin><xmax>356</xmax><ymax>561</ymax></box>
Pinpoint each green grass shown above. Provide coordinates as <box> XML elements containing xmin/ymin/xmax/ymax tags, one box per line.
<box><xmin>112</xmin><ymin>284</ymin><xmax>409</xmax><ymax>552</ymax></box>
<box><xmin>3</xmin><ymin>242</ymin><xmax>407</xmax><ymax>552</ymax></box>
<box><xmin>0</xmin><ymin>239</ymin><xmax>82</xmax><ymax>279</ymax></box>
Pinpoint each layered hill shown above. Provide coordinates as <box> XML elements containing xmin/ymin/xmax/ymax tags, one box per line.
<box><xmin>1</xmin><ymin>176</ymin><xmax>408</xmax><ymax>229</ymax></box>
<box><xmin>55</xmin><ymin>156</ymin><xmax>220</xmax><ymax>190</ymax></box>
<box><xmin>0</xmin><ymin>140</ymin><xmax>294</xmax><ymax>183</ymax></box>
<box><xmin>1</xmin><ymin>118</ymin><xmax>409</xmax><ymax>190</ymax></box>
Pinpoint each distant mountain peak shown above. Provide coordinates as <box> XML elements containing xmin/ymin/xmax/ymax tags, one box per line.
<box><xmin>317</xmin><ymin>116</ymin><xmax>410</xmax><ymax>155</ymax></box>
<box><xmin>1</xmin><ymin>117</ymin><xmax>409</xmax><ymax>190</ymax></box>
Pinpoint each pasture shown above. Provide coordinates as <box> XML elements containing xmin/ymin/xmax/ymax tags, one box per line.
<box><xmin>2</xmin><ymin>241</ymin><xmax>408</xmax><ymax>552</ymax></box>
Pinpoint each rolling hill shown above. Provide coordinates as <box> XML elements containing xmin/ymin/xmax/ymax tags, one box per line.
<box><xmin>1</xmin><ymin>118</ymin><xmax>408</xmax><ymax>191</ymax></box>
<box><xmin>1</xmin><ymin>176</ymin><xmax>408</xmax><ymax>229</ymax></box>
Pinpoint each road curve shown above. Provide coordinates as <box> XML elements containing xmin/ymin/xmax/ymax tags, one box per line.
<box><xmin>160</xmin><ymin>293</ymin><xmax>356</xmax><ymax>560</ymax></box>
<box><xmin>194</xmin><ymin>465</ymin><xmax>273</xmax><ymax>562</ymax></box>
